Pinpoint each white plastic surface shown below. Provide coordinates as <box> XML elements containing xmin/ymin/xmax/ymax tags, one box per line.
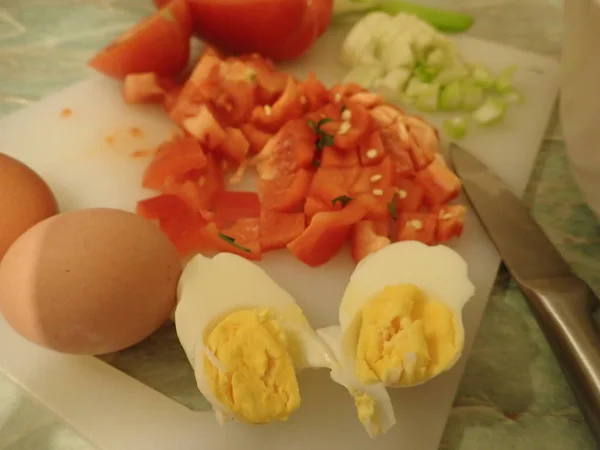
<box><xmin>0</xmin><ymin>28</ymin><xmax>558</xmax><ymax>450</ymax></box>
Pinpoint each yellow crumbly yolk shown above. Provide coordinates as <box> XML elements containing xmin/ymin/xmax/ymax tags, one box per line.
<box><xmin>352</xmin><ymin>391</ymin><xmax>380</xmax><ymax>435</ymax></box>
<box><xmin>203</xmin><ymin>308</ymin><xmax>301</xmax><ymax>424</ymax></box>
<box><xmin>355</xmin><ymin>284</ymin><xmax>458</xmax><ymax>386</ymax></box>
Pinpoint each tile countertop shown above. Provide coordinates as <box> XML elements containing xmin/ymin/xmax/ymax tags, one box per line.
<box><xmin>0</xmin><ymin>0</ymin><xmax>598</xmax><ymax>449</ymax></box>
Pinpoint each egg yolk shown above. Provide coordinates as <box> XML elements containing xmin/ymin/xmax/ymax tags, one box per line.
<box><xmin>352</xmin><ymin>391</ymin><xmax>380</xmax><ymax>435</ymax></box>
<box><xmin>204</xmin><ymin>309</ymin><xmax>301</xmax><ymax>424</ymax></box>
<box><xmin>355</xmin><ymin>284</ymin><xmax>459</xmax><ymax>386</ymax></box>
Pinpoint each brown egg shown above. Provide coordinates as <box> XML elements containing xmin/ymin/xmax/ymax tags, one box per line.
<box><xmin>0</xmin><ymin>208</ymin><xmax>182</xmax><ymax>355</ymax></box>
<box><xmin>0</xmin><ymin>153</ymin><xmax>58</xmax><ymax>261</ymax></box>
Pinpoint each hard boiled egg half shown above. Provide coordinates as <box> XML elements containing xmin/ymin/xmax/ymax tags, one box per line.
<box><xmin>175</xmin><ymin>253</ymin><xmax>395</xmax><ymax>437</ymax></box>
<box><xmin>336</xmin><ymin>241</ymin><xmax>475</xmax><ymax>388</ymax></box>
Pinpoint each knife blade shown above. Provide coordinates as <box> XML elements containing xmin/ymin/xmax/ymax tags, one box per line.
<box><xmin>450</xmin><ymin>143</ymin><xmax>600</xmax><ymax>444</ymax></box>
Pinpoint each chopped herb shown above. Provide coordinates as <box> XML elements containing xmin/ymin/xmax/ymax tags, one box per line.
<box><xmin>218</xmin><ymin>232</ymin><xmax>251</xmax><ymax>253</ymax></box>
<box><xmin>307</xmin><ymin>118</ymin><xmax>335</xmax><ymax>151</ymax></box>
<box><xmin>332</xmin><ymin>195</ymin><xmax>353</xmax><ymax>208</ymax></box>
<box><xmin>312</xmin><ymin>159</ymin><xmax>321</xmax><ymax>168</ymax></box>
<box><xmin>387</xmin><ymin>192</ymin><xmax>399</xmax><ymax>220</ymax></box>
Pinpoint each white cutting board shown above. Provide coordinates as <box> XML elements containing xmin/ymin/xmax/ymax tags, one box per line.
<box><xmin>0</xmin><ymin>26</ymin><xmax>558</xmax><ymax>450</ymax></box>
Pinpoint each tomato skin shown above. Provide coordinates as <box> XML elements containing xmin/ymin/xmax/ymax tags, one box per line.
<box><xmin>312</xmin><ymin>0</ymin><xmax>334</xmax><ymax>37</ymax></box>
<box><xmin>259</xmin><ymin>210</ymin><xmax>306</xmax><ymax>252</ymax></box>
<box><xmin>89</xmin><ymin>0</ymin><xmax>192</xmax><ymax>79</ymax></box>
<box><xmin>258</xmin><ymin>169</ymin><xmax>313</xmax><ymax>212</ymax></box>
<box><xmin>213</xmin><ymin>191</ymin><xmax>261</xmax><ymax>228</ymax></box>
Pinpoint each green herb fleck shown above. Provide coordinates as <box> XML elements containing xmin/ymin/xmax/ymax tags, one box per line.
<box><xmin>340</xmin><ymin>104</ymin><xmax>347</xmax><ymax>113</ymax></box>
<box><xmin>332</xmin><ymin>195</ymin><xmax>353</xmax><ymax>208</ymax></box>
<box><xmin>218</xmin><ymin>232</ymin><xmax>251</xmax><ymax>253</ymax></box>
<box><xmin>387</xmin><ymin>192</ymin><xmax>399</xmax><ymax>221</ymax></box>
<box><xmin>312</xmin><ymin>159</ymin><xmax>321</xmax><ymax>168</ymax></box>
<box><xmin>308</xmin><ymin>118</ymin><xmax>335</xmax><ymax>151</ymax></box>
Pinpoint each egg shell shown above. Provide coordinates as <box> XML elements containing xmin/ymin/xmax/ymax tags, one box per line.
<box><xmin>339</xmin><ymin>241</ymin><xmax>475</xmax><ymax>386</ymax></box>
<box><xmin>0</xmin><ymin>153</ymin><xmax>58</xmax><ymax>261</ymax></box>
<box><xmin>0</xmin><ymin>208</ymin><xmax>182</xmax><ymax>355</ymax></box>
<box><xmin>175</xmin><ymin>253</ymin><xmax>332</xmax><ymax>421</ymax></box>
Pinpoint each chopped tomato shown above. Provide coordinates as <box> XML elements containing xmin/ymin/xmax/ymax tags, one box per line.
<box><xmin>406</xmin><ymin>118</ymin><xmax>438</xmax><ymax>169</ymax></box>
<box><xmin>287</xmin><ymin>195</ymin><xmax>370</xmax><ymax>267</ymax></box>
<box><xmin>241</xmin><ymin>56</ymin><xmax>288</xmax><ymax>104</ymax></box>
<box><xmin>414</xmin><ymin>157</ymin><xmax>461</xmax><ymax>205</ymax></box>
<box><xmin>136</xmin><ymin>194</ymin><xmax>190</xmax><ymax>220</ymax></box>
<box><xmin>433</xmin><ymin>204</ymin><xmax>467</xmax><ymax>242</ymax></box>
<box><xmin>333</xmin><ymin>102</ymin><xmax>371</xmax><ymax>150</ymax></box>
<box><xmin>329</xmin><ymin>84</ymin><xmax>366</xmax><ymax>103</ymax></box>
<box><xmin>123</xmin><ymin>73</ymin><xmax>165</xmax><ymax>104</ymax></box>
<box><xmin>259</xmin><ymin>210</ymin><xmax>306</xmax><ymax>251</ymax></box>
<box><xmin>89</xmin><ymin>1</ymin><xmax>191</xmax><ymax>79</ymax></box>
<box><xmin>182</xmin><ymin>104</ymin><xmax>227</xmax><ymax>149</ymax></box>
<box><xmin>370</xmin><ymin>105</ymin><xmax>402</xmax><ymax>128</ymax></box>
<box><xmin>152</xmin><ymin>0</ymin><xmax>194</xmax><ymax>35</ymax></box>
<box><xmin>350</xmin><ymin>157</ymin><xmax>394</xmax><ymax>220</ymax></box>
<box><xmin>298</xmin><ymin>72</ymin><xmax>330</xmax><ymax>112</ymax></box>
<box><xmin>393</xmin><ymin>177</ymin><xmax>424</xmax><ymax>213</ymax></box>
<box><xmin>320</xmin><ymin>146</ymin><xmax>359</xmax><ymax>168</ymax></box>
<box><xmin>258</xmin><ymin>168</ymin><xmax>313</xmax><ymax>212</ymax></box>
<box><xmin>358</xmin><ymin>130</ymin><xmax>387</xmax><ymax>167</ymax></box>
<box><xmin>240</xmin><ymin>124</ymin><xmax>273</xmax><ymax>154</ymax></box>
<box><xmin>380</xmin><ymin>125</ymin><xmax>415</xmax><ymax>178</ymax></box>
<box><xmin>142</xmin><ymin>136</ymin><xmax>207</xmax><ymax>191</ymax></box>
<box><xmin>215</xmin><ymin>127</ymin><xmax>250</xmax><ymax>163</ymax></box>
<box><xmin>213</xmin><ymin>191</ymin><xmax>261</xmax><ymax>228</ymax></box>
<box><xmin>396</xmin><ymin>212</ymin><xmax>437</xmax><ymax>245</ymax></box>
<box><xmin>304</xmin><ymin>196</ymin><xmax>330</xmax><ymax>219</ymax></box>
<box><xmin>186</xmin><ymin>0</ymin><xmax>318</xmax><ymax>61</ymax></box>
<box><xmin>160</xmin><ymin>211</ymin><xmax>213</xmax><ymax>255</ymax></box>
<box><xmin>250</xmin><ymin>76</ymin><xmax>303</xmax><ymax>131</ymax></box>
<box><xmin>163</xmin><ymin>84</ymin><xmax>183</xmax><ymax>112</ymax></box>
<box><xmin>351</xmin><ymin>220</ymin><xmax>390</xmax><ymax>264</ymax></box>
<box><xmin>348</xmin><ymin>92</ymin><xmax>384</xmax><ymax>109</ymax></box>
<box><xmin>309</xmin><ymin>166</ymin><xmax>360</xmax><ymax>206</ymax></box>
<box><xmin>254</xmin><ymin>119</ymin><xmax>315</xmax><ymax>180</ymax></box>
<box><xmin>218</xmin><ymin>218</ymin><xmax>262</xmax><ymax>260</ymax></box>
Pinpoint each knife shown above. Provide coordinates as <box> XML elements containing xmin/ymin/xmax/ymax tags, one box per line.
<box><xmin>450</xmin><ymin>144</ymin><xmax>600</xmax><ymax>443</ymax></box>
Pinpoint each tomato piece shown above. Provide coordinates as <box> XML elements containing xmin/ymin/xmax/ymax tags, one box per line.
<box><xmin>89</xmin><ymin>2</ymin><xmax>191</xmax><ymax>79</ymax></box>
<box><xmin>317</xmin><ymin>103</ymin><xmax>343</xmax><ymax>121</ymax></box>
<box><xmin>142</xmin><ymin>136</ymin><xmax>208</xmax><ymax>191</ymax></box>
<box><xmin>304</xmin><ymin>196</ymin><xmax>330</xmax><ymax>219</ymax></box>
<box><xmin>136</xmin><ymin>194</ymin><xmax>190</xmax><ymax>220</ymax></box>
<box><xmin>254</xmin><ymin>119</ymin><xmax>315</xmax><ymax>180</ymax></box>
<box><xmin>152</xmin><ymin>0</ymin><xmax>194</xmax><ymax>35</ymax></box>
<box><xmin>392</xmin><ymin>177</ymin><xmax>425</xmax><ymax>213</ymax></box>
<box><xmin>258</xmin><ymin>169</ymin><xmax>313</xmax><ymax>213</ymax></box>
<box><xmin>312</xmin><ymin>0</ymin><xmax>334</xmax><ymax>37</ymax></box>
<box><xmin>433</xmin><ymin>204</ymin><xmax>467</xmax><ymax>243</ymax></box>
<box><xmin>405</xmin><ymin>117</ymin><xmax>438</xmax><ymax>169</ymax></box>
<box><xmin>218</xmin><ymin>218</ymin><xmax>262</xmax><ymax>260</ymax></box>
<box><xmin>240</xmin><ymin>123</ymin><xmax>273</xmax><ymax>154</ymax></box>
<box><xmin>309</xmin><ymin>166</ymin><xmax>360</xmax><ymax>206</ymax></box>
<box><xmin>414</xmin><ymin>157</ymin><xmax>461</xmax><ymax>206</ymax></box>
<box><xmin>123</xmin><ymin>73</ymin><xmax>165</xmax><ymax>104</ymax></box>
<box><xmin>213</xmin><ymin>191</ymin><xmax>261</xmax><ymax>228</ymax></box>
<box><xmin>187</xmin><ymin>0</ymin><xmax>314</xmax><ymax>61</ymax></box>
<box><xmin>333</xmin><ymin>102</ymin><xmax>371</xmax><ymax>150</ymax></box>
<box><xmin>163</xmin><ymin>84</ymin><xmax>183</xmax><ymax>112</ymax></box>
<box><xmin>348</xmin><ymin>92</ymin><xmax>384</xmax><ymax>110</ymax></box>
<box><xmin>358</xmin><ymin>130</ymin><xmax>387</xmax><ymax>167</ymax></box>
<box><xmin>259</xmin><ymin>210</ymin><xmax>306</xmax><ymax>252</ymax></box>
<box><xmin>240</xmin><ymin>55</ymin><xmax>288</xmax><ymax>105</ymax></box>
<box><xmin>298</xmin><ymin>72</ymin><xmax>330</xmax><ymax>112</ymax></box>
<box><xmin>287</xmin><ymin>195</ymin><xmax>370</xmax><ymax>267</ymax></box>
<box><xmin>182</xmin><ymin>104</ymin><xmax>227</xmax><ymax>149</ymax></box>
<box><xmin>370</xmin><ymin>105</ymin><xmax>402</xmax><ymax>128</ymax></box>
<box><xmin>214</xmin><ymin>127</ymin><xmax>250</xmax><ymax>163</ymax></box>
<box><xmin>395</xmin><ymin>212</ymin><xmax>437</xmax><ymax>245</ymax></box>
<box><xmin>350</xmin><ymin>157</ymin><xmax>395</xmax><ymax>221</ymax></box>
<box><xmin>250</xmin><ymin>76</ymin><xmax>303</xmax><ymax>131</ymax></box>
<box><xmin>160</xmin><ymin>212</ymin><xmax>213</xmax><ymax>255</ymax></box>
<box><xmin>320</xmin><ymin>146</ymin><xmax>359</xmax><ymax>168</ymax></box>
<box><xmin>351</xmin><ymin>220</ymin><xmax>390</xmax><ymax>264</ymax></box>
<box><xmin>380</xmin><ymin>125</ymin><xmax>415</xmax><ymax>178</ymax></box>
<box><xmin>329</xmin><ymin>84</ymin><xmax>367</xmax><ymax>104</ymax></box>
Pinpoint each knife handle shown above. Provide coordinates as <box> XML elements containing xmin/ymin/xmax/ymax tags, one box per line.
<box><xmin>518</xmin><ymin>275</ymin><xmax>600</xmax><ymax>441</ymax></box>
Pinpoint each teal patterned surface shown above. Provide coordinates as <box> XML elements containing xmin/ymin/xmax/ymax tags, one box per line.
<box><xmin>0</xmin><ymin>0</ymin><xmax>597</xmax><ymax>449</ymax></box>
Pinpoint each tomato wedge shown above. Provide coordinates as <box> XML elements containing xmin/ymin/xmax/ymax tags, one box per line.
<box><xmin>288</xmin><ymin>195</ymin><xmax>370</xmax><ymax>267</ymax></box>
<box><xmin>260</xmin><ymin>210</ymin><xmax>306</xmax><ymax>252</ymax></box>
<box><xmin>258</xmin><ymin>169</ymin><xmax>313</xmax><ymax>212</ymax></box>
<box><xmin>89</xmin><ymin>0</ymin><xmax>192</xmax><ymax>79</ymax></box>
<box><xmin>213</xmin><ymin>191</ymin><xmax>261</xmax><ymax>228</ymax></box>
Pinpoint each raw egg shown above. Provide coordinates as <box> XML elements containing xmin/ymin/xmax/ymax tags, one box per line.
<box><xmin>0</xmin><ymin>153</ymin><xmax>58</xmax><ymax>260</ymax></box>
<box><xmin>0</xmin><ymin>208</ymin><xmax>182</xmax><ymax>355</ymax></box>
<box><xmin>337</xmin><ymin>241</ymin><xmax>475</xmax><ymax>388</ymax></box>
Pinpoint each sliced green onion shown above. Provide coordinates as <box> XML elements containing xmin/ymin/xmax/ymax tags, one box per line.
<box><xmin>425</xmin><ymin>48</ymin><xmax>448</xmax><ymax>69</ymax></box>
<box><xmin>414</xmin><ymin>84</ymin><xmax>441</xmax><ymax>111</ymax></box>
<box><xmin>494</xmin><ymin>65</ymin><xmax>517</xmax><ymax>93</ymax></box>
<box><xmin>503</xmin><ymin>89</ymin><xmax>525</xmax><ymax>105</ymax></box>
<box><xmin>439</xmin><ymin>81</ymin><xmax>462</xmax><ymax>111</ymax></box>
<box><xmin>413</xmin><ymin>64</ymin><xmax>437</xmax><ymax>83</ymax></box>
<box><xmin>376</xmin><ymin>68</ymin><xmax>412</xmax><ymax>95</ymax></box>
<box><xmin>444</xmin><ymin>116</ymin><xmax>468</xmax><ymax>139</ymax></box>
<box><xmin>461</xmin><ymin>80</ymin><xmax>485</xmax><ymax>111</ymax></box>
<box><xmin>405</xmin><ymin>77</ymin><xmax>431</xmax><ymax>98</ymax></box>
<box><xmin>470</xmin><ymin>64</ymin><xmax>494</xmax><ymax>89</ymax></box>
<box><xmin>434</xmin><ymin>64</ymin><xmax>470</xmax><ymax>85</ymax></box>
<box><xmin>342</xmin><ymin>65</ymin><xmax>385</xmax><ymax>89</ymax></box>
<box><xmin>472</xmin><ymin>98</ymin><xmax>506</xmax><ymax>125</ymax></box>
